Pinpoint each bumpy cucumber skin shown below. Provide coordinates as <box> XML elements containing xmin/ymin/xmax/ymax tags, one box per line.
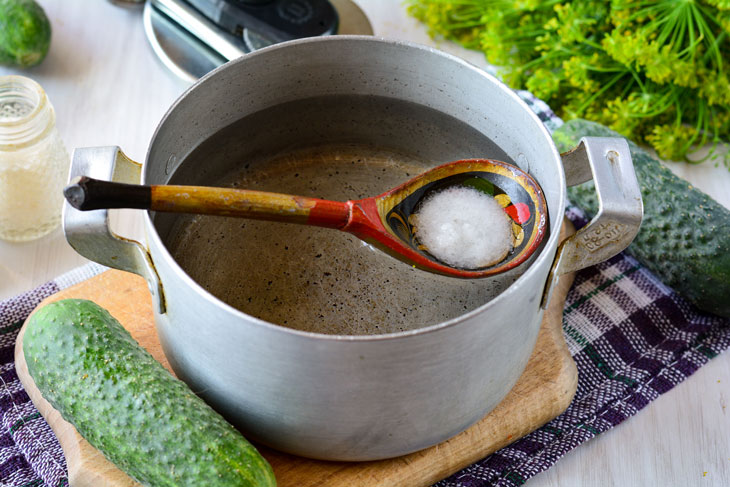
<box><xmin>553</xmin><ymin>120</ymin><xmax>730</xmax><ymax>318</ymax></box>
<box><xmin>0</xmin><ymin>0</ymin><xmax>51</xmax><ymax>67</ymax></box>
<box><xmin>24</xmin><ymin>299</ymin><xmax>276</xmax><ymax>487</ymax></box>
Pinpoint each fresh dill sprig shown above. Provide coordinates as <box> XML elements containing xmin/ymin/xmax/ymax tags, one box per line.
<box><xmin>407</xmin><ymin>0</ymin><xmax>730</xmax><ymax>168</ymax></box>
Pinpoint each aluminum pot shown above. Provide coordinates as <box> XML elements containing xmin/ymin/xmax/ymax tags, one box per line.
<box><xmin>63</xmin><ymin>36</ymin><xmax>642</xmax><ymax>461</ymax></box>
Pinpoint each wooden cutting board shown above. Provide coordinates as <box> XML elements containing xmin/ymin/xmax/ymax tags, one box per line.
<box><xmin>15</xmin><ymin>223</ymin><xmax>577</xmax><ymax>487</ymax></box>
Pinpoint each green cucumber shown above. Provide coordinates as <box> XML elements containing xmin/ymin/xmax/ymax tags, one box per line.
<box><xmin>553</xmin><ymin>119</ymin><xmax>730</xmax><ymax>318</ymax></box>
<box><xmin>24</xmin><ymin>299</ymin><xmax>276</xmax><ymax>487</ymax></box>
<box><xmin>0</xmin><ymin>0</ymin><xmax>51</xmax><ymax>67</ymax></box>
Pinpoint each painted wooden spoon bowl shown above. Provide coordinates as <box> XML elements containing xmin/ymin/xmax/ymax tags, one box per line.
<box><xmin>64</xmin><ymin>159</ymin><xmax>548</xmax><ymax>278</ymax></box>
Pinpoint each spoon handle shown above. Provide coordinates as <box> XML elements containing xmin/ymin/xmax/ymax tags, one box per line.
<box><xmin>64</xmin><ymin>176</ymin><xmax>351</xmax><ymax>229</ymax></box>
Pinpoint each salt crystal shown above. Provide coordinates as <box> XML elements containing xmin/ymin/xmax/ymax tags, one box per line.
<box><xmin>412</xmin><ymin>186</ymin><xmax>513</xmax><ymax>269</ymax></box>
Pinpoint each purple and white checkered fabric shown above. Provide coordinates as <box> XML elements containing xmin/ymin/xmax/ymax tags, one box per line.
<box><xmin>434</xmin><ymin>207</ymin><xmax>730</xmax><ymax>487</ymax></box>
<box><xmin>0</xmin><ymin>96</ymin><xmax>728</xmax><ymax>487</ymax></box>
<box><xmin>0</xmin><ymin>264</ymin><xmax>104</xmax><ymax>487</ymax></box>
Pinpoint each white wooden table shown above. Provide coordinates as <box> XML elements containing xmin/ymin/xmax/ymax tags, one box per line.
<box><xmin>1</xmin><ymin>1</ymin><xmax>728</xmax><ymax>485</ymax></box>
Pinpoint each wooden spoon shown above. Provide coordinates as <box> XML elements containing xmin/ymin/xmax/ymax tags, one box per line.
<box><xmin>64</xmin><ymin>159</ymin><xmax>548</xmax><ymax>278</ymax></box>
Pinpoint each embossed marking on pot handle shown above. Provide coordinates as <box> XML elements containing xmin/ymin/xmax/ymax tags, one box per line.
<box><xmin>62</xmin><ymin>147</ymin><xmax>166</xmax><ymax>313</ymax></box>
<box><xmin>541</xmin><ymin>136</ymin><xmax>643</xmax><ymax>308</ymax></box>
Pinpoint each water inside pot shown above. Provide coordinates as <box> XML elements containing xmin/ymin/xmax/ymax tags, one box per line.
<box><xmin>158</xmin><ymin>94</ymin><xmax>544</xmax><ymax>335</ymax></box>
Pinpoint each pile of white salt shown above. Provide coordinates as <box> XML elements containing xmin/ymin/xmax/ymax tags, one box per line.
<box><xmin>412</xmin><ymin>186</ymin><xmax>513</xmax><ymax>269</ymax></box>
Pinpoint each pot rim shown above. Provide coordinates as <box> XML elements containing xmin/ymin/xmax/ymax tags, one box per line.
<box><xmin>142</xmin><ymin>35</ymin><xmax>566</xmax><ymax>342</ymax></box>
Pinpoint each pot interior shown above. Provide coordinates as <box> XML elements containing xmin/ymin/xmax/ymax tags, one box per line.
<box><xmin>146</xmin><ymin>37</ymin><xmax>564</xmax><ymax>336</ymax></box>
<box><xmin>153</xmin><ymin>93</ymin><xmax>547</xmax><ymax>335</ymax></box>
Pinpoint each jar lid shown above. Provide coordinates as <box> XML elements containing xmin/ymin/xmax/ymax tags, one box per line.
<box><xmin>0</xmin><ymin>75</ymin><xmax>54</xmax><ymax>149</ymax></box>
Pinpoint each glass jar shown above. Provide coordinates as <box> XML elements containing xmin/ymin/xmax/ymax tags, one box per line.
<box><xmin>0</xmin><ymin>75</ymin><xmax>70</xmax><ymax>242</ymax></box>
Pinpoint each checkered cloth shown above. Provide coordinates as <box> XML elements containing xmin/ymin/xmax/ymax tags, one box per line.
<box><xmin>0</xmin><ymin>264</ymin><xmax>105</xmax><ymax>487</ymax></box>
<box><xmin>1</xmin><ymin>95</ymin><xmax>728</xmax><ymax>487</ymax></box>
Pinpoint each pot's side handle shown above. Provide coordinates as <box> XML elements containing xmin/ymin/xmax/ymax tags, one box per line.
<box><xmin>541</xmin><ymin>137</ymin><xmax>643</xmax><ymax>308</ymax></box>
<box><xmin>63</xmin><ymin>147</ymin><xmax>165</xmax><ymax>314</ymax></box>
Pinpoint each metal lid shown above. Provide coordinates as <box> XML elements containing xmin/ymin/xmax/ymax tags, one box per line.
<box><xmin>143</xmin><ymin>0</ymin><xmax>373</xmax><ymax>82</ymax></box>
